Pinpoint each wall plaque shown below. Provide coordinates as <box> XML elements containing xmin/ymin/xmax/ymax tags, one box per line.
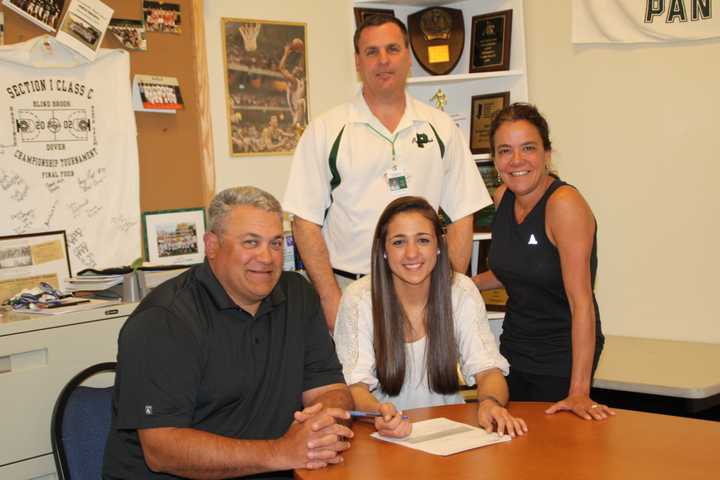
<box><xmin>408</xmin><ymin>7</ymin><xmax>464</xmax><ymax>76</ymax></box>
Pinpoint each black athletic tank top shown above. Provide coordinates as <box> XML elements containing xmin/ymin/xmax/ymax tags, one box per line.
<box><xmin>488</xmin><ymin>178</ymin><xmax>603</xmax><ymax>377</ymax></box>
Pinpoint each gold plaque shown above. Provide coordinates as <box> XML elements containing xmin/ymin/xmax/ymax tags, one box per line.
<box><xmin>470</xmin><ymin>92</ymin><xmax>510</xmax><ymax>155</ymax></box>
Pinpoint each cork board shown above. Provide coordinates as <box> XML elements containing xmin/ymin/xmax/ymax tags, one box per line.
<box><xmin>0</xmin><ymin>0</ymin><xmax>213</xmax><ymax>213</ymax></box>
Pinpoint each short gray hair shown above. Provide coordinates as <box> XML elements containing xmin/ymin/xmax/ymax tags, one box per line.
<box><xmin>207</xmin><ymin>186</ymin><xmax>282</xmax><ymax>234</ymax></box>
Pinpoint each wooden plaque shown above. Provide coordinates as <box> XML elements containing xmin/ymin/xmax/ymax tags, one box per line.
<box><xmin>470</xmin><ymin>91</ymin><xmax>510</xmax><ymax>155</ymax></box>
<box><xmin>470</xmin><ymin>9</ymin><xmax>512</xmax><ymax>73</ymax></box>
<box><xmin>408</xmin><ymin>7</ymin><xmax>464</xmax><ymax>76</ymax></box>
<box><xmin>353</xmin><ymin>7</ymin><xmax>395</xmax><ymax>27</ymax></box>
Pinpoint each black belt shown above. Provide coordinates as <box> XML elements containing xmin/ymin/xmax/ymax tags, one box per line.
<box><xmin>332</xmin><ymin>268</ymin><xmax>365</xmax><ymax>281</ymax></box>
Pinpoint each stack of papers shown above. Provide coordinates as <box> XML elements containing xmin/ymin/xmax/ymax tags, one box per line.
<box><xmin>137</xmin><ymin>268</ymin><xmax>189</xmax><ymax>293</ymax></box>
<box><xmin>23</xmin><ymin>298</ymin><xmax>122</xmax><ymax>315</ymax></box>
<box><xmin>371</xmin><ymin>417</ymin><xmax>511</xmax><ymax>456</ymax></box>
<box><xmin>65</xmin><ymin>275</ymin><xmax>123</xmax><ymax>292</ymax></box>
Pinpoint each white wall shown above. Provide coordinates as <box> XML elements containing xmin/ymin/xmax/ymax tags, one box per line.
<box><xmin>525</xmin><ymin>0</ymin><xmax>720</xmax><ymax>342</ymax></box>
<box><xmin>204</xmin><ymin>0</ymin><xmax>356</xmax><ymax>200</ymax></box>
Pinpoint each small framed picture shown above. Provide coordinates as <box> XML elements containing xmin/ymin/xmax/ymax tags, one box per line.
<box><xmin>474</xmin><ymin>161</ymin><xmax>501</xmax><ymax>232</ymax></box>
<box><xmin>353</xmin><ymin>7</ymin><xmax>395</xmax><ymax>27</ymax></box>
<box><xmin>0</xmin><ymin>231</ymin><xmax>71</xmax><ymax>303</ymax></box>
<box><xmin>142</xmin><ymin>208</ymin><xmax>206</xmax><ymax>266</ymax></box>
<box><xmin>470</xmin><ymin>91</ymin><xmax>510</xmax><ymax>155</ymax></box>
<box><xmin>470</xmin><ymin>9</ymin><xmax>512</xmax><ymax>73</ymax></box>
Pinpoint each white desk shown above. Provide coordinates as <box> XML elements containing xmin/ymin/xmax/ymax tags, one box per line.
<box><xmin>0</xmin><ymin>303</ymin><xmax>136</xmax><ymax>479</ymax></box>
<box><xmin>593</xmin><ymin>335</ymin><xmax>720</xmax><ymax>406</ymax></box>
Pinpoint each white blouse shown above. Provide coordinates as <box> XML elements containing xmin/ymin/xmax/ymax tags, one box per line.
<box><xmin>333</xmin><ymin>273</ymin><xmax>509</xmax><ymax>411</ymax></box>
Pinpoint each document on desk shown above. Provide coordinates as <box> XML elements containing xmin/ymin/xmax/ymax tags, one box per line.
<box><xmin>370</xmin><ymin>417</ymin><xmax>511</xmax><ymax>456</ymax></box>
<box><xmin>21</xmin><ymin>298</ymin><xmax>122</xmax><ymax>315</ymax></box>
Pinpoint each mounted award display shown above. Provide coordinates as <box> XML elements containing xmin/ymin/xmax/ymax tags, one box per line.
<box><xmin>408</xmin><ymin>7</ymin><xmax>464</xmax><ymax>76</ymax></box>
<box><xmin>469</xmin><ymin>91</ymin><xmax>510</xmax><ymax>155</ymax></box>
<box><xmin>470</xmin><ymin>9</ymin><xmax>512</xmax><ymax>73</ymax></box>
<box><xmin>353</xmin><ymin>7</ymin><xmax>394</xmax><ymax>27</ymax></box>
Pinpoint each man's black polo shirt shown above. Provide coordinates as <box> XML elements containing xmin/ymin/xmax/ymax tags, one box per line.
<box><xmin>103</xmin><ymin>261</ymin><xmax>344</xmax><ymax>479</ymax></box>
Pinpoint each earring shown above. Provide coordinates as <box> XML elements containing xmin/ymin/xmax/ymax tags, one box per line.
<box><xmin>437</xmin><ymin>249</ymin><xmax>441</xmax><ymax>255</ymax></box>
<box><xmin>383</xmin><ymin>252</ymin><xmax>387</xmax><ymax>259</ymax></box>
<box><xmin>496</xmin><ymin>173</ymin><xmax>502</xmax><ymax>183</ymax></box>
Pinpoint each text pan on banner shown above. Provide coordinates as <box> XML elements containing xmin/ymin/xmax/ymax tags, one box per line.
<box><xmin>573</xmin><ymin>0</ymin><xmax>719</xmax><ymax>44</ymax></box>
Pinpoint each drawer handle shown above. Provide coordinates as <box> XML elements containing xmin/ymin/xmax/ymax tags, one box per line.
<box><xmin>105</xmin><ymin>309</ymin><xmax>119</xmax><ymax>315</ymax></box>
<box><xmin>0</xmin><ymin>348</ymin><xmax>48</xmax><ymax>374</ymax></box>
<box><xmin>0</xmin><ymin>355</ymin><xmax>9</xmax><ymax>374</ymax></box>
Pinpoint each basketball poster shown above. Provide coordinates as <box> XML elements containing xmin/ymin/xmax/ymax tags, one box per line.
<box><xmin>221</xmin><ymin>18</ymin><xmax>308</xmax><ymax>156</ymax></box>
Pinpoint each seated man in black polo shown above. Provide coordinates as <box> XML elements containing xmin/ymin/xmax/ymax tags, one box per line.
<box><xmin>103</xmin><ymin>186</ymin><xmax>354</xmax><ymax>479</ymax></box>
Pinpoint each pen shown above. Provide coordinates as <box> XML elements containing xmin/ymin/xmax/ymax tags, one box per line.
<box><xmin>349</xmin><ymin>410</ymin><xmax>409</xmax><ymax>420</ymax></box>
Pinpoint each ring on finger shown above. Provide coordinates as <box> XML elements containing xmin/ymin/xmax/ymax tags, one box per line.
<box><xmin>590</xmin><ymin>404</ymin><xmax>599</xmax><ymax>409</ymax></box>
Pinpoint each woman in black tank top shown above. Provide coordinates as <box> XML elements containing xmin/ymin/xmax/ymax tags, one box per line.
<box><xmin>473</xmin><ymin>103</ymin><xmax>614</xmax><ymax>421</ymax></box>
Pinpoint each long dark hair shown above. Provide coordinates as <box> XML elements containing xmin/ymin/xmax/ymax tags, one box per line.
<box><xmin>370</xmin><ymin>196</ymin><xmax>459</xmax><ymax>396</ymax></box>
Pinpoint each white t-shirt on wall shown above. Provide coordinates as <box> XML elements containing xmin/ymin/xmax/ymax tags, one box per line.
<box><xmin>0</xmin><ymin>36</ymin><xmax>140</xmax><ymax>274</ymax></box>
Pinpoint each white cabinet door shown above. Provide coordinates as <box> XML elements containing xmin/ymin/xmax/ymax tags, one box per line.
<box><xmin>0</xmin><ymin>314</ymin><xmax>127</xmax><ymax>476</ymax></box>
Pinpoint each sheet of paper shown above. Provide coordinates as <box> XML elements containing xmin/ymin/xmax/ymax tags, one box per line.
<box><xmin>370</xmin><ymin>417</ymin><xmax>511</xmax><ymax>456</ymax></box>
<box><xmin>56</xmin><ymin>0</ymin><xmax>114</xmax><ymax>60</ymax></box>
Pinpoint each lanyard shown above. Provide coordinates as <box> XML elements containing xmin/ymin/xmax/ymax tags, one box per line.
<box><xmin>365</xmin><ymin>124</ymin><xmax>400</xmax><ymax>165</ymax></box>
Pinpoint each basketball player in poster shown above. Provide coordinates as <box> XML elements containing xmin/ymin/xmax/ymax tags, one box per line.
<box><xmin>278</xmin><ymin>38</ymin><xmax>307</xmax><ymax>129</ymax></box>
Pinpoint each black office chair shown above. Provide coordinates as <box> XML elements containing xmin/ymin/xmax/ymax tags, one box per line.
<box><xmin>51</xmin><ymin>362</ymin><xmax>116</xmax><ymax>480</ymax></box>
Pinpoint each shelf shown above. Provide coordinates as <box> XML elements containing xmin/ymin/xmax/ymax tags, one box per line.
<box><xmin>358</xmin><ymin>0</ymin><xmax>460</xmax><ymax>6</ymax></box>
<box><xmin>407</xmin><ymin>70</ymin><xmax>523</xmax><ymax>85</ymax></box>
<box><xmin>473</xmin><ymin>232</ymin><xmax>491</xmax><ymax>241</ymax></box>
<box><xmin>473</xmin><ymin>153</ymin><xmax>491</xmax><ymax>162</ymax></box>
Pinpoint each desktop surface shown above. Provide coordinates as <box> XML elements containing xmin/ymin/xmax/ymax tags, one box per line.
<box><xmin>294</xmin><ymin>402</ymin><xmax>720</xmax><ymax>480</ymax></box>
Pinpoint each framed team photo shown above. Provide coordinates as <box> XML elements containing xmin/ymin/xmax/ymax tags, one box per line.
<box><xmin>142</xmin><ymin>208</ymin><xmax>206</xmax><ymax>266</ymax></box>
<box><xmin>221</xmin><ymin>18</ymin><xmax>308</xmax><ymax>156</ymax></box>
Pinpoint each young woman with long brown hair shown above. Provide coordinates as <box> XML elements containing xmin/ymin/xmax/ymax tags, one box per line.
<box><xmin>334</xmin><ymin>196</ymin><xmax>526</xmax><ymax>438</ymax></box>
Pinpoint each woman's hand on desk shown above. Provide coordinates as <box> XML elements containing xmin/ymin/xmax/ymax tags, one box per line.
<box><xmin>477</xmin><ymin>399</ymin><xmax>528</xmax><ymax>437</ymax></box>
<box><xmin>545</xmin><ymin>394</ymin><xmax>615</xmax><ymax>420</ymax></box>
<box><xmin>375</xmin><ymin>402</ymin><xmax>412</xmax><ymax>438</ymax></box>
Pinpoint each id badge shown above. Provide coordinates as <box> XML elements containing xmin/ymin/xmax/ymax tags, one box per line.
<box><xmin>385</xmin><ymin>166</ymin><xmax>409</xmax><ymax>196</ymax></box>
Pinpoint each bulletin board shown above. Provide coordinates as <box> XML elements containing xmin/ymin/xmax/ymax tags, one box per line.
<box><xmin>0</xmin><ymin>0</ymin><xmax>214</xmax><ymax>214</ymax></box>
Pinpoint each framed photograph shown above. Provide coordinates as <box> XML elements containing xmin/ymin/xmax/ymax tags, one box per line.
<box><xmin>222</xmin><ymin>18</ymin><xmax>308</xmax><ymax>156</ymax></box>
<box><xmin>353</xmin><ymin>7</ymin><xmax>395</xmax><ymax>27</ymax></box>
<box><xmin>474</xmin><ymin>161</ymin><xmax>501</xmax><ymax>232</ymax></box>
<box><xmin>0</xmin><ymin>231</ymin><xmax>71</xmax><ymax>304</ymax></box>
<box><xmin>142</xmin><ymin>208</ymin><xmax>206</xmax><ymax>266</ymax></box>
<box><xmin>470</xmin><ymin>91</ymin><xmax>510</xmax><ymax>155</ymax></box>
<box><xmin>470</xmin><ymin>9</ymin><xmax>512</xmax><ymax>73</ymax></box>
